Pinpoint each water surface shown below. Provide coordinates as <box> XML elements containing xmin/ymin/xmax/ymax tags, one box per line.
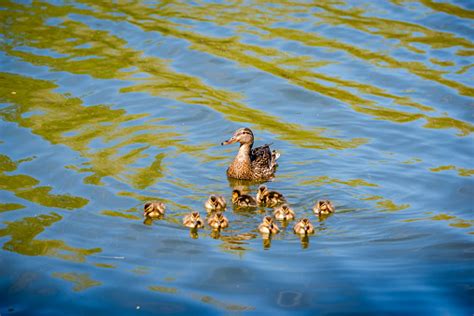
<box><xmin>0</xmin><ymin>0</ymin><xmax>473</xmax><ymax>315</ymax></box>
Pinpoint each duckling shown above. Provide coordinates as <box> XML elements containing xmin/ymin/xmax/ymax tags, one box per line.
<box><xmin>313</xmin><ymin>200</ymin><xmax>335</xmax><ymax>216</ymax></box>
<box><xmin>207</xmin><ymin>212</ymin><xmax>229</xmax><ymax>230</ymax></box>
<box><xmin>256</xmin><ymin>185</ymin><xmax>268</xmax><ymax>205</ymax></box>
<box><xmin>258</xmin><ymin>216</ymin><xmax>280</xmax><ymax>235</ymax></box>
<box><xmin>143</xmin><ymin>201</ymin><xmax>165</xmax><ymax>218</ymax></box>
<box><xmin>256</xmin><ymin>185</ymin><xmax>286</xmax><ymax>207</ymax></box>
<box><xmin>232</xmin><ymin>189</ymin><xmax>257</xmax><ymax>208</ymax></box>
<box><xmin>204</xmin><ymin>194</ymin><xmax>227</xmax><ymax>212</ymax></box>
<box><xmin>273</xmin><ymin>204</ymin><xmax>295</xmax><ymax>221</ymax></box>
<box><xmin>221</xmin><ymin>127</ymin><xmax>279</xmax><ymax>180</ymax></box>
<box><xmin>293</xmin><ymin>218</ymin><xmax>315</xmax><ymax>235</ymax></box>
<box><xmin>183</xmin><ymin>211</ymin><xmax>204</xmax><ymax>229</ymax></box>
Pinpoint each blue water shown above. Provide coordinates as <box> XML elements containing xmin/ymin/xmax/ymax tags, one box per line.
<box><xmin>0</xmin><ymin>0</ymin><xmax>473</xmax><ymax>315</ymax></box>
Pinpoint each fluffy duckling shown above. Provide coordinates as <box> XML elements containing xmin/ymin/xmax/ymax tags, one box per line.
<box><xmin>204</xmin><ymin>194</ymin><xmax>227</xmax><ymax>212</ymax></box>
<box><xmin>183</xmin><ymin>211</ymin><xmax>204</xmax><ymax>229</ymax></box>
<box><xmin>293</xmin><ymin>218</ymin><xmax>315</xmax><ymax>235</ymax></box>
<box><xmin>313</xmin><ymin>200</ymin><xmax>335</xmax><ymax>216</ymax></box>
<box><xmin>207</xmin><ymin>212</ymin><xmax>229</xmax><ymax>230</ymax></box>
<box><xmin>232</xmin><ymin>189</ymin><xmax>257</xmax><ymax>207</ymax></box>
<box><xmin>258</xmin><ymin>216</ymin><xmax>280</xmax><ymax>235</ymax></box>
<box><xmin>273</xmin><ymin>204</ymin><xmax>295</xmax><ymax>221</ymax></box>
<box><xmin>256</xmin><ymin>185</ymin><xmax>285</xmax><ymax>207</ymax></box>
<box><xmin>144</xmin><ymin>201</ymin><xmax>165</xmax><ymax>218</ymax></box>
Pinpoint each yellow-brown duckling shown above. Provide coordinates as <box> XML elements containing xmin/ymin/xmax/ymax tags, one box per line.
<box><xmin>313</xmin><ymin>200</ymin><xmax>335</xmax><ymax>216</ymax></box>
<box><xmin>204</xmin><ymin>194</ymin><xmax>227</xmax><ymax>212</ymax></box>
<box><xmin>232</xmin><ymin>189</ymin><xmax>257</xmax><ymax>207</ymax></box>
<box><xmin>293</xmin><ymin>218</ymin><xmax>315</xmax><ymax>236</ymax></box>
<box><xmin>256</xmin><ymin>185</ymin><xmax>286</xmax><ymax>207</ymax></box>
<box><xmin>144</xmin><ymin>201</ymin><xmax>166</xmax><ymax>218</ymax></box>
<box><xmin>183</xmin><ymin>211</ymin><xmax>204</xmax><ymax>229</ymax></box>
<box><xmin>273</xmin><ymin>204</ymin><xmax>295</xmax><ymax>221</ymax></box>
<box><xmin>258</xmin><ymin>216</ymin><xmax>280</xmax><ymax>235</ymax></box>
<box><xmin>207</xmin><ymin>212</ymin><xmax>229</xmax><ymax>230</ymax></box>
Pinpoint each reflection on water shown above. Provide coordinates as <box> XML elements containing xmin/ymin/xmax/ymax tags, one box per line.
<box><xmin>52</xmin><ymin>272</ymin><xmax>102</xmax><ymax>292</ymax></box>
<box><xmin>0</xmin><ymin>0</ymin><xmax>473</xmax><ymax>314</ymax></box>
<box><xmin>0</xmin><ymin>213</ymin><xmax>101</xmax><ymax>262</ymax></box>
<box><xmin>195</xmin><ymin>294</ymin><xmax>255</xmax><ymax>312</ymax></box>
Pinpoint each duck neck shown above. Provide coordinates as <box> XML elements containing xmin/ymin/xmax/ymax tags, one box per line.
<box><xmin>237</xmin><ymin>143</ymin><xmax>252</xmax><ymax>160</ymax></box>
<box><xmin>228</xmin><ymin>143</ymin><xmax>253</xmax><ymax>179</ymax></box>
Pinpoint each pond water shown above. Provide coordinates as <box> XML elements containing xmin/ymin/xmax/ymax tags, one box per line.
<box><xmin>0</xmin><ymin>0</ymin><xmax>473</xmax><ymax>315</ymax></box>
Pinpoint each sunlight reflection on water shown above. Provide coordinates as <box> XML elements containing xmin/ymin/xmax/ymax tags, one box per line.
<box><xmin>0</xmin><ymin>0</ymin><xmax>473</xmax><ymax>314</ymax></box>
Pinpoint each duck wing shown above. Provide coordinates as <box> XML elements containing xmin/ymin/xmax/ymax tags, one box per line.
<box><xmin>250</xmin><ymin>144</ymin><xmax>279</xmax><ymax>180</ymax></box>
<box><xmin>251</xmin><ymin>144</ymin><xmax>273</xmax><ymax>169</ymax></box>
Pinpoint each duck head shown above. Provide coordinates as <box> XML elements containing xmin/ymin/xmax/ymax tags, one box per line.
<box><xmin>232</xmin><ymin>189</ymin><xmax>241</xmax><ymax>203</ymax></box>
<box><xmin>263</xmin><ymin>216</ymin><xmax>273</xmax><ymax>225</ymax></box>
<box><xmin>221</xmin><ymin>127</ymin><xmax>254</xmax><ymax>146</ymax></box>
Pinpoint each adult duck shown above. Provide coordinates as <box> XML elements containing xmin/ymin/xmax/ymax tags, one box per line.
<box><xmin>221</xmin><ymin>127</ymin><xmax>279</xmax><ymax>180</ymax></box>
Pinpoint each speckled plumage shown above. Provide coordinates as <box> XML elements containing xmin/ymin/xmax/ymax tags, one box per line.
<box><xmin>273</xmin><ymin>204</ymin><xmax>295</xmax><ymax>221</ymax></box>
<box><xmin>256</xmin><ymin>185</ymin><xmax>286</xmax><ymax>207</ymax></box>
<box><xmin>258</xmin><ymin>216</ymin><xmax>280</xmax><ymax>235</ymax></box>
<box><xmin>207</xmin><ymin>212</ymin><xmax>229</xmax><ymax>230</ymax></box>
<box><xmin>143</xmin><ymin>201</ymin><xmax>166</xmax><ymax>218</ymax></box>
<box><xmin>204</xmin><ymin>195</ymin><xmax>227</xmax><ymax>212</ymax></box>
<box><xmin>313</xmin><ymin>200</ymin><xmax>335</xmax><ymax>216</ymax></box>
<box><xmin>293</xmin><ymin>218</ymin><xmax>315</xmax><ymax>235</ymax></box>
<box><xmin>232</xmin><ymin>189</ymin><xmax>257</xmax><ymax>208</ymax></box>
<box><xmin>183</xmin><ymin>212</ymin><xmax>204</xmax><ymax>229</ymax></box>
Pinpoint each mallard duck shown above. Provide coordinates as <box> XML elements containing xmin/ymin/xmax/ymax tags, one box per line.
<box><xmin>273</xmin><ymin>204</ymin><xmax>295</xmax><ymax>221</ymax></box>
<box><xmin>256</xmin><ymin>185</ymin><xmax>286</xmax><ymax>207</ymax></box>
<box><xmin>232</xmin><ymin>189</ymin><xmax>257</xmax><ymax>207</ymax></box>
<box><xmin>293</xmin><ymin>218</ymin><xmax>315</xmax><ymax>235</ymax></box>
<box><xmin>313</xmin><ymin>200</ymin><xmax>335</xmax><ymax>216</ymax></box>
<box><xmin>221</xmin><ymin>127</ymin><xmax>279</xmax><ymax>180</ymax></box>
<box><xmin>143</xmin><ymin>201</ymin><xmax>165</xmax><ymax>218</ymax></box>
<box><xmin>207</xmin><ymin>212</ymin><xmax>229</xmax><ymax>230</ymax></box>
<box><xmin>204</xmin><ymin>194</ymin><xmax>227</xmax><ymax>212</ymax></box>
<box><xmin>258</xmin><ymin>216</ymin><xmax>280</xmax><ymax>235</ymax></box>
<box><xmin>183</xmin><ymin>211</ymin><xmax>204</xmax><ymax>229</ymax></box>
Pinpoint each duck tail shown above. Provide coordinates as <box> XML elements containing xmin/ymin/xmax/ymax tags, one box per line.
<box><xmin>271</xmin><ymin>150</ymin><xmax>280</xmax><ymax>171</ymax></box>
<box><xmin>272</xmin><ymin>150</ymin><xmax>280</xmax><ymax>162</ymax></box>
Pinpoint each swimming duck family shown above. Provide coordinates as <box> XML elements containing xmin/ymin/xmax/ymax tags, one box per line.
<box><xmin>222</xmin><ymin>127</ymin><xmax>279</xmax><ymax>180</ymax></box>
<box><xmin>141</xmin><ymin>127</ymin><xmax>337</xmax><ymax>248</ymax></box>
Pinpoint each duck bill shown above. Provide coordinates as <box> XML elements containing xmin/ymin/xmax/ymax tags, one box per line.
<box><xmin>221</xmin><ymin>137</ymin><xmax>237</xmax><ymax>145</ymax></box>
